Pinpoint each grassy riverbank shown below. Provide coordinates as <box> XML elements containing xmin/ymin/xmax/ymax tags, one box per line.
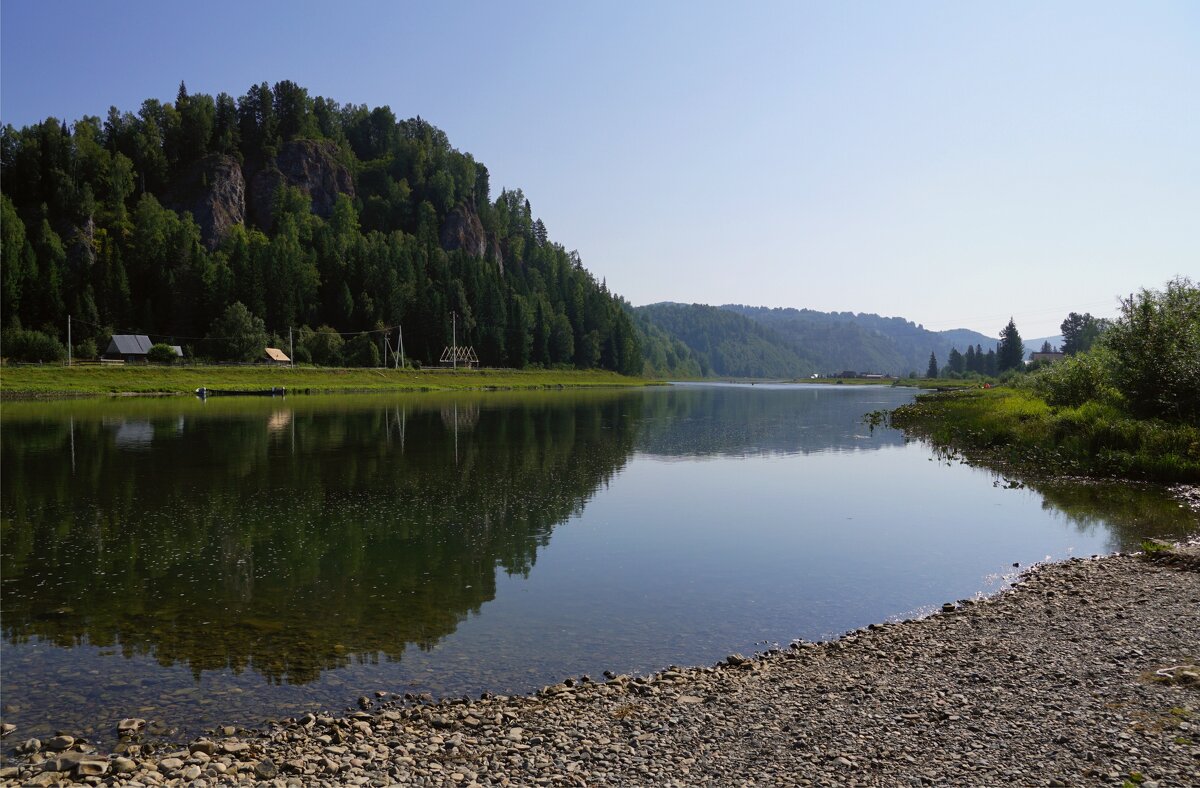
<box><xmin>0</xmin><ymin>365</ymin><xmax>653</xmax><ymax>398</ymax></box>
<box><xmin>891</xmin><ymin>387</ymin><xmax>1200</xmax><ymax>482</ymax></box>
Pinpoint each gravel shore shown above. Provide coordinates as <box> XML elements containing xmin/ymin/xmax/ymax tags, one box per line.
<box><xmin>3</xmin><ymin>549</ymin><xmax>1198</xmax><ymax>787</ymax></box>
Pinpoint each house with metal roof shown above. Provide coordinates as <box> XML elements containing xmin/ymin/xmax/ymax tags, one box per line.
<box><xmin>103</xmin><ymin>335</ymin><xmax>183</xmax><ymax>362</ymax></box>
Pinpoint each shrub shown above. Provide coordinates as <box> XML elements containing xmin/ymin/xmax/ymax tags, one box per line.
<box><xmin>343</xmin><ymin>332</ymin><xmax>381</xmax><ymax>367</ymax></box>
<box><xmin>1</xmin><ymin>328</ymin><xmax>67</xmax><ymax>362</ymax></box>
<box><xmin>146</xmin><ymin>343</ymin><xmax>178</xmax><ymax>364</ymax></box>
<box><xmin>299</xmin><ymin>325</ymin><xmax>344</xmax><ymax>366</ymax></box>
<box><xmin>73</xmin><ymin>338</ymin><xmax>98</xmax><ymax>360</ymax></box>
<box><xmin>1027</xmin><ymin>348</ymin><xmax>1117</xmax><ymax>409</ymax></box>
<box><xmin>1104</xmin><ymin>277</ymin><xmax>1200</xmax><ymax>422</ymax></box>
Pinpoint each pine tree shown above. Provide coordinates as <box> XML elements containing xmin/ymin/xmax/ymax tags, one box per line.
<box><xmin>926</xmin><ymin>352</ymin><xmax>938</xmax><ymax>378</ymax></box>
<box><xmin>997</xmin><ymin>318</ymin><xmax>1025</xmax><ymax>371</ymax></box>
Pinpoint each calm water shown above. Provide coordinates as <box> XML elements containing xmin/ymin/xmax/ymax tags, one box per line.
<box><xmin>2</xmin><ymin>384</ymin><xmax>1195</xmax><ymax>743</ymax></box>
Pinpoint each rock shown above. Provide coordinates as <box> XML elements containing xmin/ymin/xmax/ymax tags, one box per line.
<box><xmin>117</xmin><ymin>717</ymin><xmax>146</xmax><ymax>734</ymax></box>
<box><xmin>676</xmin><ymin>695</ymin><xmax>705</xmax><ymax>704</ymax></box>
<box><xmin>726</xmin><ymin>654</ymin><xmax>749</xmax><ymax>666</ymax></box>
<box><xmin>158</xmin><ymin>756</ymin><xmax>184</xmax><ymax>771</ymax></box>
<box><xmin>20</xmin><ymin>737</ymin><xmax>41</xmax><ymax>753</ymax></box>
<box><xmin>221</xmin><ymin>741</ymin><xmax>250</xmax><ymax>754</ymax></box>
<box><xmin>439</xmin><ymin>202</ymin><xmax>488</xmax><ymax>259</ymax></box>
<box><xmin>0</xmin><ymin>722</ymin><xmax>15</xmax><ymax>737</ymax></box>
<box><xmin>253</xmin><ymin>758</ymin><xmax>278</xmax><ymax>779</ymax></box>
<box><xmin>189</xmin><ymin>739</ymin><xmax>217</xmax><ymax>756</ymax></box>
<box><xmin>180</xmin><ymin>764</ymin><xmax>202</xmax><ymax>780</ymax></box>
<box><xmin>506</xmin><ymin>727</ymin><xmax>524</xmax><ymax>743</ymax></box>
<box><xmin>112</xmin><ymin>756</ymin><xmax>137</xmax><ymax>774</ymax></box>
<box><xmin>45</xmin><ymin>734</ymin><xmax>74</xmax><ymax>751</ymax></box>
<box><xmin>247</xmin><ymin>139</ymin><xmax>354</xmax><ymax>231</ymax></box>
<box><xmin>164</xmin><ymin>154</ymin><xmax>245</xmax><ymax>249</ymax></box>
<box><xmin>74</xmin><ymin>756</ymin><xmax>110</xmax><ymax>777</ymax></box>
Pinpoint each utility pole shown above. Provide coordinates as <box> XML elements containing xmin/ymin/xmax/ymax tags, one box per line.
<box><xmin>67</xmin><ymin>315</ymin><xmax>72</xmax><ymax>367</ymax></box>
<box><xmin>398</xmin><ymin>326</ymin><xmax>405</xmax><ymax>370</ymax></box>
<box><xmin>451</xmin><ymin>311</ymin><xmax>457</xmax><ymax>371</ymax></box>
<box><xmin>289</xmin><ymin>327</ymin><xmax>294</xmax><ymax>368</ymax></box>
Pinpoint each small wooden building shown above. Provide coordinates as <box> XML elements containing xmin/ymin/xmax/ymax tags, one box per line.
<box><xmin>263</xmin><ymin>347</ymin><xmax>291</xmax><ymax>365</ymax></box>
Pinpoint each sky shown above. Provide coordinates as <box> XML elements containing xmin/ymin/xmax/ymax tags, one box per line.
<box><xmin>2</xmin><ymin>1</ymin><xmax>1196</xmax><ymax>338</ymax></box>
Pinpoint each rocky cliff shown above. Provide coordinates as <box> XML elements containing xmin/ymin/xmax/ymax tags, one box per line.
<box><xmin>247</xmin><ymin>140</ymin><xmax>355</xmax><ymax>231</ymax></box>
<box><xmin>440</xmin><ymin>201</ymin><xmax>503</xmax><ymax>273</ymax></box>
<box><xmin>165</xmin><ymin>154</ymin><xmax>245</xmax><ymax>250</ymax></box>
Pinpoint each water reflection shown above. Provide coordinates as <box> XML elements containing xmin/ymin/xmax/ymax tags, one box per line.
<box><xmin>1</xmin><ymin>385</ymin><xmax>1195</xmax><ymax>743</ymax></box>
<box><xmin>2</xmin><ymin>392</ymin><xmax>637</xmax><ymax>687</ymax></box>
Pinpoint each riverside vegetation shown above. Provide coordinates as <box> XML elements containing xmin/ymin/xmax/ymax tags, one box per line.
<box><xmin>892</xmin><ymin>277</ymin><xmax>1200</xmax><ymax>483</ymax></box>
<box><xmin>0</xmin><ymin>365</ymin><xmax>649</xmax><ymax>398</ymax></box>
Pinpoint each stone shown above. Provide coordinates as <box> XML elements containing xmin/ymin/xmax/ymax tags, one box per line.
<box><xmin>222</xmin><ymin>741</ymin><xmax>251</xmax><ymax>754</ymax></box>
<box><xmin>45</xmin><ymin>734</ymin><xmax>74</xmax><ymax>751</ymax></box>
<box><xmin>118</xmin><ymin>718</ymin><xmax>146</xmax><ymax>734</ymax></box>
<box><xmin>253</xmin><ymin>758</ymin><xmax>278</xmax><ymax>779</ymax></box>
<box><xmin>158</xmin><ymin>757</ymin><xmax>184</xmax><ymax>771</ymax></box>
<box><xmin>677</xmin><ymin>695</ymin><xmax>705</xmax><ymax>704</ymax></box>
<box><xmin>190</xmin><ymin>739</ymin><xmax>217</xmax><ymax>756</ymax></box>
<box><xmin>0</xmin><ymin>722</ymin><xmax>15</xmax><ymax>737</ymax></box>
<box><xmin>112</xmin><ymin>756</ymin><xmax>137</xmax><ymax>774</ymax></box>
<box><xmin>247</xmin><ymin>140</ymin><xmax>354</xmax><ymax>231</ymax></box>
<box><xmin>180</xmin><ymin>764</ymin><xmax>202</xmax><ymax>780</ymax></box>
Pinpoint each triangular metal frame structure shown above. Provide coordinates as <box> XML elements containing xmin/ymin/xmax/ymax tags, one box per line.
<box><xmin>439</xmin><ymin>345</ymin><xmax>479</xmax><ymax>367</ymax></box>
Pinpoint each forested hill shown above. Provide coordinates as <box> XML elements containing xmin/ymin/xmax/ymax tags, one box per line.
<box><xmin>634</xmin><ymin>304</ymin><xmax>816</xmax><ymax>378</ymax></box>
<box><xmin>634</xmin><ymin>303</ymin><xmax>995</xmax><ymax>378</ymax></box>
<box><xmin>722</xmin><ymin>305</ymin><xmax>994</xmax><ymax>375</ymax></box>
<box><xmin>0</xmin><ymin>80</ymin><xmax>645</xmax><ymax>372</ymax></box>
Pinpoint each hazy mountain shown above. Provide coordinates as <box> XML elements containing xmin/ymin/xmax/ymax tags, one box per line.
<box><xmin>720</xmin><ymin>306</ymin><xmax>995</xmax><ymax>375</ymax></box>
<box><xmin>635</xmin><ymin>304</ymin><xmax>816</xmax><ymax>378</ymax></box>
<box><xmin>635</xmin><ymin>303</ymin><xmax>999</xmax><ymax>377</ymax></box>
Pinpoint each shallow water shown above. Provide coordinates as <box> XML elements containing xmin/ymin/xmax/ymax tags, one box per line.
<box><xmin>1</xmin><ymin>384</ymin><xmax>1195</xmax><ymax>743</ymax></box>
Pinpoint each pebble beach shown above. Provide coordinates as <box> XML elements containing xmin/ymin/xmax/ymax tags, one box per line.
<box><xmin>3</xmin><ymin>547</ymin><xmax>1198</xmax><ymax>787</ymax></box>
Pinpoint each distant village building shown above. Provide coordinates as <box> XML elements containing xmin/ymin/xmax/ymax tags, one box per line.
<box><xmin>103</xmin><ymin>335</ymin><xmax>182</xmax><ymax>363</ymax></box>
<box><xmin>263</xmin><ymin>347</ymin><xmax>291</xmax><ymax>365</ymax></box>
<box><xmin>1029</xmin><ymin>351</ymin><xmax>1065</xmax><ymax>364</ymax></box>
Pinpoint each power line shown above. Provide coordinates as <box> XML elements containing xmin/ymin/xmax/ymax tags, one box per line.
<box><xmin>68</xmin><ymin>316</ymin><xmax>405</xmax><ymax>343</ymax></box>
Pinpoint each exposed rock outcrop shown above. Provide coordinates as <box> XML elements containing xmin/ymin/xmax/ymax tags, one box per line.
<box><xmin>248</xmin><ymin>140</ymin><xmax>354</xmax><ymax>231</ymax></box>
<box><xmin>440</xmin><ymin>201</ymin><xmax>504</xmax><ymax>273</ymax></box>
<box><xmin>439</xmin><ymin>202</ymin><xmax>488</xmax><ymax>258</ymax></box>
<box><xmin>165</xmin><ymin>154</ymin><xmax>246</xmax><ymax>250</ymax></box>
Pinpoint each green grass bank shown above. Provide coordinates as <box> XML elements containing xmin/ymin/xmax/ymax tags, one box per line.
<box><xmin>890</xmin><ymin>387</ymin><xmax>1200</xmax><ymax>483</ymax></box>
<box><xmin>0</xmin><ymin>365</ymin><xmax>654</xmax><ymax>399</ymax></box>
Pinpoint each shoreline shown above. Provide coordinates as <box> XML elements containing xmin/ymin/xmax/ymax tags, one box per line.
<box><xmin>0</xmin><ymin>366</ymin><xmax>658</xmax><ymax>400</ymax></box>
<box><xmin>3</xmin><ymin>546</ymin><xmax>1197</xmax><ymax>786</ymax></box>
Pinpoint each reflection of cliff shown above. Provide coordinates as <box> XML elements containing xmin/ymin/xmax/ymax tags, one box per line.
<box><xmin>635</xmin><ymin>384</ymin><xmax>913</xmax><ymax>458</ymax></box>
<box><xmin>0</xmin><ymin>394</ymin><xmax>638</xmax><ymax>684</ymax></box>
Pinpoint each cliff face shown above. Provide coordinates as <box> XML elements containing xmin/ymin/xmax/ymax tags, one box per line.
<box><xmin>166</xmin><ymin>154</ymin><xmax>246</xmax><ymax>250</ymax></box>
<box><xmin>440</xmin><ymin>201</ymin><xmax>504</xmax><ymax>273</ymax></box>
<box><xmin>248</xmin><ymin>140</ymin><xmax>355</xmax><ymax>231</ymax></box>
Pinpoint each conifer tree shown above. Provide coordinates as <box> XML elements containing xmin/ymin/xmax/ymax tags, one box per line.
<box><xmin>997</xmin><ymin>318</ymin><xmax>1025</xmax><ymax>371</ymax></box>
<box><xmin>926</xmin><ymin>352</ymin><xmax>938</xmax><ymax>378</ymax></box>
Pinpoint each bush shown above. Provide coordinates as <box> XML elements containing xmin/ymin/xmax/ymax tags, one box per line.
<box><xmin>146</xmin><ymin>343</ymin><xmax>178</xmax><ymax>364</ymax></box>
<box><xmin>343</xmin><ymin>332</ymin><xmax>381</xmax><ymax>367</ymax></box>
<box><xmin>73</xmin><ymin>338</ymin><xmax>98</xmax><ymax>360</ymax></box>
<box><xmin>1104</xmin><ymin>277</ymin><xmax>1200</xmax><ymax>422</ymax></box>
<box><xmin>1</xmin><ymin>328</ymin><xmax>67</xmax><ymax>362</ymax></box>
<box><xmin>1026</xmin><ymin>348</ymin><xmax>1117</xmax><ymax>409</ymax></box>
<box><xmin>299</xmin><ymin>325</ymin><xmax>344</xmax><ymax>366</ymax></box>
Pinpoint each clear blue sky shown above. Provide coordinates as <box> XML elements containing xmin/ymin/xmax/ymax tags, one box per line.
<box><xmin>3</xmin><ymin>0</ymin><xmax>1196</xmax><ymax>337</ymax></box>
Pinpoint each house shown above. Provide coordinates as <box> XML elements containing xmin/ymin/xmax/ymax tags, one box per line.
<box><xmin>263</xmin><ymin>347</ymin><xmax>291</xmax><ymax>365</ymax></box>
<box><xmin>103</xmin><ymin>335</ymin><xmax>183</xmax><ymax>362</ymax></box>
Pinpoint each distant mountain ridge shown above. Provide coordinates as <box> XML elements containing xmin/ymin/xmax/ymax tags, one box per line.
<box><xmin>635</xmin><ymin>302</ymin><xmax>996</xmax><ymax>377</ymax></box>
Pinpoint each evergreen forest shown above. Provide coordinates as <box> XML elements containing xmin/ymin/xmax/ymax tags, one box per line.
<box><xmin>0</xmin><ymin>80</ymin><xmax>644</xmax><ymax>372</ymax></box>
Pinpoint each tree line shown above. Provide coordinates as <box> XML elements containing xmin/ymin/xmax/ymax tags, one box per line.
<box><xmin>1</xmin><ymin>80</ymin><xmax>643</xmax><ymax>373</ymax></box>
